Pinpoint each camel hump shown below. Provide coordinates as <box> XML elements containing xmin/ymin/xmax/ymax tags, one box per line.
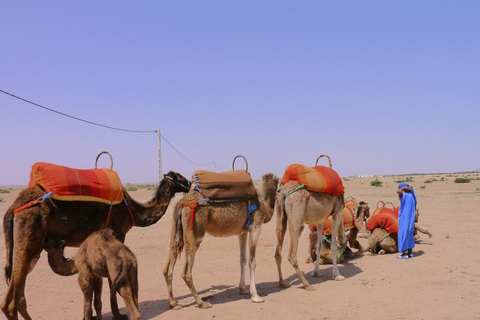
<box><xmin>28</xmin><ymin>162</ymin><xmax>124</xmax><ymax>204</ymax></box>
<box><xmin>190</xmin><ymin>170</ymin><xmax>257</xmax><ymax>200</ymax></box>
<box><xmin>280</xmin><ymin>163</ymin><xmax>344</xmax><ymax>196</ymax></box>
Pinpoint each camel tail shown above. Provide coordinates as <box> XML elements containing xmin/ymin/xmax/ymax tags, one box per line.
<box><xmin>112</xmin><ymin>259</ymin><xmax>135</xmax><ymax>291</ymax></box>
<box><xmin>171</xmin><ymin>205</ymin><xmax>185</xmax><ymax>258</ymax></box>
<box><xmin>415</xmin><ymin>224</ymin><xmax>433</xmax><ymax>238</ymax></box>
<box><xmin>3</xmin><ymin>212</ymin><xmax>14</xmax><ymax>284</ymax></box>
<box><xmin>275</xmin><ymin>194</ymin><xmax>287</xmax><ymax>231</ymax></box>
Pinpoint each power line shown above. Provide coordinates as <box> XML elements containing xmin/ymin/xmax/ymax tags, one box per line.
<box><xmin>1</xmin><ymin>88</ymin><xmax>214</xmax><ymax>167</ymax></box>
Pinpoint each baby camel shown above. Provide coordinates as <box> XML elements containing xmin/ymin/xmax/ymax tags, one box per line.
<box><xmin>45</xmin><ymin>229</ymin><xmax>141</xmax><ymax>320</ymax></box>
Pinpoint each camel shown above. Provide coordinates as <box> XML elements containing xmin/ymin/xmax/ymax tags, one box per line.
<box><xmin>1</xmin><ymin>170</ymin><xmax>189</xmax><ymax>320</ymax></box>
<box><xmin>163</xmin><ymin>173</ymin><xmax>279</xmax><ymax>309</ymax></box>
<box><xmin>367</xmin><ymin>208</ymin><xmax>432</xmax><ymax>255</ymax></box>
<box><xmin>44</xmin><ymin>229</ymin><xmax>141</xmax><ymax>320</ymax></box>
<box><xmin>307</xmin><ymin>200</ymin><xmax>370</xmax><ymax>264</ymax></box>
<box><xmin>274</xmin><ymin>180</ymin><xmax>346</xmax><ymax>292</ymax></box>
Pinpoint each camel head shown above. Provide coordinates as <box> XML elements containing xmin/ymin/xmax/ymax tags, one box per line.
<box><xmin>260</xmin><ymin>173</ymin><xmax>279</xmax><ymax>224</ymax></box>
<box><xmin>163</xmin><ymin>171</ymin><xmax>190</xmax><ymax>194</ymax></box>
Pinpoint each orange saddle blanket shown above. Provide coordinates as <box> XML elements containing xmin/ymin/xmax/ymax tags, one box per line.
<box><xmin>309</xmin><ymin>199</ymin><xmax>357</xmax><ymax>235</ymax></box>
<box><xmin>191</xmin><ymin>169</ymin><xmax>257</xmax><ymax>200</ymax></box>
<box><xmin>28</xmin><ymin>162</ymin><xmax>124</xmax><ymax>205</ymax></box>
<box><xmin>280</xmin><ymin>163</ymin><xmax>344</xmax><ymax>196</ymax></box>
<box><xmin>365</xmin><ymin>207</ymin><xmax>399</xmax><ymax>235</ymax></box>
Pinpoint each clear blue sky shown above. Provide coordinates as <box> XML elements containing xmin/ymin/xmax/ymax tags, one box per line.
<box><xmin>1</xmin><ymin>1</ymin><xmax>479</xmax><ymax>186</ymax></box>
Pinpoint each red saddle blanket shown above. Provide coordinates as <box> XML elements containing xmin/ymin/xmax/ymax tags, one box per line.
<box><xmin>280</xmin><ymin>163</ymin><xmax>344</xmax><ymax>196</ymax></box>
<box><xmin>28</xmin><ymin>162</ymin><xmax>124</xmax><ymax>205</ymax></box>
<box><xmin>365</xmin><ymin>208</ymin><xmax>399</xmax><ymax>235</ymax></box>
<box><xmin>191</xmin><ymin>169</ymin><xmax>257</xmax><ymax>200</ymax></box>
<box><xmin>309</xmin><ymin>200</ymin><xmax>357</xmax><ymax>235</ymax></box>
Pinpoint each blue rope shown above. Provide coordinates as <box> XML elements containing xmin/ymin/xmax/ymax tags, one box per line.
<box><xmin>245</xmin><ymin>201</ymin><xmax>257</xmax><ymax>228</ymax></box>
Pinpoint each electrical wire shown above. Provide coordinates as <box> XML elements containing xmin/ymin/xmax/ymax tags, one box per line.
<box><xmin>1</xmin><ymin>89</ymin><xmax>214</xmax><ymax>167</ymax></box>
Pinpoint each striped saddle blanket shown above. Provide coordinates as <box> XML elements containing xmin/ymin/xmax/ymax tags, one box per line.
<box><xmin>190</xmin><ymin>169</ymin><xmax>257</xmax><ymax>200</ymax></box>
<box><xmin>309</xmin><ymin>199</ymin><xmax>357</xmax><ymax>235</ymax></box>
<box><xmin>28</xmin><ymin>162</ymin><xmax>124</xmax><ymax>205</ymax></box>
<box><xmin>365</xmin><ymin>204</ymin><xmax>399</xmax><ymax>235</ymax></box>
<box><xmin>280</xmin><ymin>163</ymin><xmax>344</xmax><ymax>196</ymax></box>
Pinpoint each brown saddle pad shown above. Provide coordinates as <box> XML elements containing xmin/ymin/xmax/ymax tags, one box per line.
<box><xmin>191</xmin><ymin>170</ymin><xmax>257</xmax><ymax>200</ymax></box>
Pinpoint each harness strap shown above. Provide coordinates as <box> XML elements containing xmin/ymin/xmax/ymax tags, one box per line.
<box><xmin>14</xmin><ymin>192</ymin><xmax>53</xmax><ymax>215</ymax></box>
<box><xmin>245</xmin><ymin>201</ymin><xmax>257</xmax><ymax>228</ymax></box>
<box><xmin>104</xmin><ymin>201</ymin><xmax>114</xmax><ymax>229</ymax></box>
<box><xmin>165</xmin><ymin>175</ymin><xmax>190</xmax><ymax>192</ymax></box>
<box><xmin>124</xmin><ymin>198</ymin><xmax>135</xmax><ymax>230</ymax></box>
<box><xmin>183</xmin><ymin>198</ymin><xmax>209</xmax><ymax>230</ymax></box>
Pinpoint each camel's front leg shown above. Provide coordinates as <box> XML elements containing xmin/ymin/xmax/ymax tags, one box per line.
<box><xmin>238</xmin><ymin>232</ymin><xmax>248</xmax><ymax>295</ymax></box>
<box><xmin>286</xmin><ymin>223</ymin><xmax>315</xmax><ymax>291</ymax></box>
<box><xmin>247</xmin><ymin>227</ymin><xmax>264</xmax><ymax>303</ymax></box>
<box><xmin>78</xmin><ymin>272</ymin><xmax>96</xmax><ymax>320</ymax></box>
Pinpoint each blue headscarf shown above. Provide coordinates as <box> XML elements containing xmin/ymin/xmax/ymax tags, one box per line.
<box><xmin>398</xmin><ymin>183</ymin><xmax>417</xmax><ymax>208</ymax></box>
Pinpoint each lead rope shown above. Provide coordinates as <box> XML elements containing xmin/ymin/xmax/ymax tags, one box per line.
<box><xmin>14</xmin><ymin>192</ymin><xmax>53</xmax><ymax>215</ymax></box>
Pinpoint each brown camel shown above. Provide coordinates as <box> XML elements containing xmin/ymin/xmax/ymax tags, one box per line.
<box><xmin>1</xmin><ymin>170</ymin><xmax>188</xmax><ymax>320</ymax></box>
<box><xmin>274</xmin><ymin>180</ymin><xmax>346</xmax><ymax>292</ymax></box>
<box><xmin>367</xmin><ymin>209</ymin><xmax>432</xmax><ymax>255</ymax></box>
<box><xmin>163</xmin><ymin>173</ymin><xmax>279</xmax><ymax>309</ymax></box>
<box><xmin>44</xmin><ymin>229</ymin><xmax>141</xmax><ymax>320</ymax></box>
<box><xmin>307</xmin><ymin>200</ymin><xmax>370</xmax><ymax>264</ymax></box>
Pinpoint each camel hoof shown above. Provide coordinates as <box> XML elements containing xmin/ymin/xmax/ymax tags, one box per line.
<box><xmin>279</xmin><ymin>281</ymin><xmax>291</xmax><ymax>288</ymax></box>
<box><xmin>199</xmin><ymin>301</ymin><xmax>212</xmax><ymax>309</ymax></box>
<box><xmin>334</xmin><ymin>275</ymin><xmax>345</xmax><ymax>281</ymax></box>
<box><xmin>112</xmin><ymin>314</ymin><xmax>128</xmax><ymax>320</ymax></box>
<box><xmin>305</xmin><ymin>285</ymin><xmax>316</xmax><ymax>291</ymax></box>
<box><xmin>172</xmin><ymin>304</ymin><xmax>183</xmax><ymax>310</ymax></box>
<box><xmin>311</xmin><ymin>270</ymin><xmax>321</xmax><ymax>277</ymax></box>
<box><xmin>251</xmin><ymin>296</ymin><xmax>265</xmax><ymax>303</ymax></box>
<box><xmin>238</xmin><ymin>287</ymin><xmax>249</xmax><ymax>295</ymax></box>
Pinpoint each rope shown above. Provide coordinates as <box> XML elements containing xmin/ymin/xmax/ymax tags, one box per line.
<box><xmin>286</xmin><ymin>184</ymin><xmax>305</xmax><ymax>196</ymax></box>
<box><xmin>165</xmin><ymin>175</ymin><xmax>190</xmax><ymax>192</ymax></box>
<box><xmin>183</xmin><ymin>198</ymin><xmax>209</xmax><ymax>230</ymax></box>
<box><xmin>245</xmin><ymin>201</ymin><xmax>257</xmax><ymax>228</ymax></box>
<box><xmin>13</xmin><ymin>192</ymin><xmax>53</xmax><ymax>215</ymax></box>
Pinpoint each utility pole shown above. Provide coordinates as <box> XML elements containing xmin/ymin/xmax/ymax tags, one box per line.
<box><xmin>157</xmin><ymin>128</ymin><xmax>162</xmax><ymax>183</ymax></box>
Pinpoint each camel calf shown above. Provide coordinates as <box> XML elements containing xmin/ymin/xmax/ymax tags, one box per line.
<box><xmin>45</xmin><ymin>229</ymin><xmax>141</xmax><ymax>320</ymax></box>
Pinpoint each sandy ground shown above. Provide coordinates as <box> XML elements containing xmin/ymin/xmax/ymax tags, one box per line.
<box><xmin>1</xmin><ymin>173</ymin><xmax>480</xmax><ymax>320</ymax></box>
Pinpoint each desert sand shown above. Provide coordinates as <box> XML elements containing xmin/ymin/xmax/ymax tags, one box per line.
<box><xmin>1</xmin><ymin>173</ymin><xmax>480</xmax><ymax>320</ymax></box>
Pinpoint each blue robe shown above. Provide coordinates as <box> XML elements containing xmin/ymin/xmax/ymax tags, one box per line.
<box><xmin>398</xmin><ymin>189</ymin><xmax>416</xmax><ymax>253</ymax></box>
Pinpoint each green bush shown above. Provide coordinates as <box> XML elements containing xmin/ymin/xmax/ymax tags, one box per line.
<box><xmin>424</xmin><ymin>180</ymin><xmax>432</xmax><ymax>183</ymax></box>
<box><xmin>454</xmin><ymin>178</ymin><xmax>471</xmax><ymax>183</ymax></box>
<box><xmin>125</xmin><ymin>185</ymin><xmax>139</xmax><ymax>191</ymax></box>
<box><xmin>370</xmin><ymin>180</ymin><xmax>383</xmax><ymax>187</ymax></box>
<box><xmin>0</xmin><ymin>188</ymin><xmax>11</xmax><ymax>194</ymax></box>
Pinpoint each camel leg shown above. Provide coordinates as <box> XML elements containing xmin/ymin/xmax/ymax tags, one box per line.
<box><xmin>329</xmin><ymin>209</ymin><xmax>345</xmax><ymax>281</ymax></box>
<box><xmin>78</xmin><ymin>271</ymin><xmax>95</xmax><ymax>320</ymax></box>
<box><xmin>163</xmin><ymin>247</ymin><xmax>182</xmax><ymax>310</ymax></box>
<box><xmin>286</xmin><ymin>222</ymin><xmax>315</xmax><ymax>291</ymax></box>
<box><xmin>1</xmin><ymin>210</ymin><xmax>45</xmax><ymax>320</ymax></box>
<box><xmin>274</xmin><ymin>205</ymin><xmax>289</xmax><ymax>288</ymax></box>
<box><xmin>108</xmin><ymin>277</ymin><xmax>127</xmax><ymax>320</ymax></box>
<box><xmin>181</xmin><ymin>229</ymin><xmax>211</xmax><ymax>309</ymax></box>
<box><xmin>93</xmin><ymin>277</ymin><xmax>103</xmax><ymax>320</ymax></box>
<box><xmin>246</xmin><ymin>227</ymin><xmax>264</xmax><ymax>303</ymax></box>
<box><xmin>238</xmin><ymin>232</ymin><xmax>249</xmax><ymax>295</ymax></box>
<box><xmin>312</xmin><ymin>223</ymin><xmax>324</xmax><ymax>278</ymax></box>
<box><xmin>117</xmin><ymin>281</ymin><xmax>141</xmax><ymax>320</ymax></box>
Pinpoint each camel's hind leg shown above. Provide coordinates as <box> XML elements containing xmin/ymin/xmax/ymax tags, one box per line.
<box><xmin>312</xmin><ymin>223</ymin><xmax>324</xmax><ymax>277</ymax></box>
<box><xmin>78</xmin><ymin>271</ymin><xmax>96</xmax><ymax>320</ymax></box>
<box><xmin>329</xmin><ymin>206</ymin><xmax>345</xmax><ymax>281</ymax></box>
<box><xmin>92</xmin><ymin>277</ymin><xmax>103</xmax><ymax>320</ymax></box>
<box><xmin>1</xmin><ymin>209</ymin><xmax>45</xmax><ymax>320</ymax></box>
<box><xmin>274</xmin><ymin>201</ymin><xmax>290</xmax><ymax>289</ymax></box>
<box><xmin>181</xmin><ymin>232</ymin><xmax>211</xmax><ymax>309</ymax></box>
<box><xmin>286</xmin><ymin>221</ymin><xmax>315</xmax><ymax>291</ymax></box>
<box><xmin>163</xmin><ymin>247</ymin><xmax>182</xmax><ymax>310</ymax></box>
<box><xmin>117</xmin><ymin>278</ymin><xmax>141</xmax><ymax>320</ymax></box>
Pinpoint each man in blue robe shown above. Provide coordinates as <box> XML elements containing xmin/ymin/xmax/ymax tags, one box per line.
<box><xmin>397</xmin><ymin>182</ymin><xmax>417</xmax><ymax>259</ymax></box>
